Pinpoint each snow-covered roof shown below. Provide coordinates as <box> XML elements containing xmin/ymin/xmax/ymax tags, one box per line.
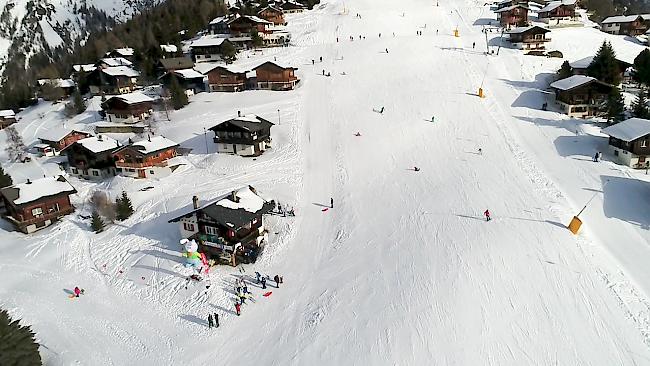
<box><xmin>190</xmin><ymin>35</ymin><xmax>229</xmax><ymax>48</ymax></box>
<box><xmin>105</xmin><ymin>92</ymin><xmax>154</xmax><ymax>105</ymax></box>
<box><xmin>602</xmin><ymin>118</ymin><xmax>650</xmax><ymax>141</ymax></box>
<box><xmin>233</xmin><ymin>15</ymin><xmax>273</xmax><ymax>24</ymax></box>
<box><xmin>128</xmin><ymin>136</ymin><xmax>179</xmax><ymax>155</ymax></box>
<box><xmin>0</xmin><ymin>109</ymin><xmax>15</xmax><ymax>118</ymax></box>
<box><xmin>538</xmin><ymin>0</ymin><xmax>576</xmax><ymax>12</ymax></box>
<box><xmin>209</xmin><ymin>16</ymin><xmax>228</xmax><ymax>25</ymax></box>
<box><xmin>253</xmin><ymin>61</ymin><xmax>296</xmax><ymax>70</ymax></box>
<box><xmin>100</xmin><ymin>57</ymin><xmax>133</xmax><ymax>67</ymax></box>
<box><xmin>495</xmin><ymin>4</ymin><xmax>528</xmax><ymax>12</ymax></box>
<box><xmin>507</xmin><ymin>25</ymin><xmax>550</xmax><ymax>34</ymax></box>
<box><xmin>73</xmin><ymin>64</ymin><xmax>96</xmax><ymax>73</ymax></box>
<box><xmin>37</xmin><ymin>78</ymin><xmax>75</xmax><ymax>88</ymax></box>
<box><xmin>38</xmin><ymin>128</ymin><xmax>87</xmax><ymax>142</ymax></box>
<box><xmin>601</xmin><ymin>14</ymin><xmax>650</xmax><ymax>24</ymax></box>
<box><xmin>216</xmin><ymin>186</ymin><xmax>265</xmax><ymax>212</ymax></box>
<box><xmin>113</xmin><ymin>47</ymin><xmax>134</xmax><ymax>56</ymax></box>
<box><xmin>102</xmin><ymin>66</ymin><xmax>140</xmax><ymax>77</ymax></box>
<box><xmin>569</xmin><ymin>56</ymin><xmax>594</xmax><ymax>69</ymax></box>
<box><xmin>193</xmin><ymin>62</ymin><xmax>249</xmax><ymax>75</ymax></box>
<box><xmin>0</xmin><ymin>176</ymin><xmax>77</xmax><ymax>206</ymax></box>
<box><xmin>549</xmin><ymin>75</ymin><xmax>597</xmax><ymax>90</ymax></box>
<box><xmin>75</xmin><ymin>135</ymin><xmax>120</xmax><ymax>153</ymax></box>
<box><xmin>160</xmin><ymin>44</ymin><xmax>178</xmax><ymax>53</ymax></box>
<box><xmin>173</xmin><ymin>68</ymin><xmax>205</xmax><ymax>79</ymax></box>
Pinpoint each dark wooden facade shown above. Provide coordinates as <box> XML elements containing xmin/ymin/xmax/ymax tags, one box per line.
<box><xmin>209</xmin><ymin>115</ymin><xmax>274</xmax><ymax>156</ymax></box>
<box><xmin>113</xmin><ymin>145</ymin><xmax>178</xmax><ymax>170</ymax></box>
<box><xmin>258</xmin><ymin>6</ymin><xmax>285</xmax><ymax>25</ymax></box>
<box><xmin>101</xmin><ymin>98</ymin><xmax>153</xmax><ymax>120</ymax></box>
<box><xmin>497</xmin><ymin>6</ymin><xmax>529</xmax><ymax>27</ymax></box>
<box><xmin>228</xmin><ymin>16</ymin><xmax>270</xmax><ymax>35</ymax></box>
<box><xmin>39</xmin><ymin>130</ymin><xmax>91</xmax><ymax>151</ymax></box>
<box><xmin>253</xmin><ymin>62</ymin><xmax>299</xmax><ymax>90</ymax></box>
<box><xmin>0</xmin><ymin>114</ymin><xmax>17</xmax><ymax>129</ymax></box>
<box><xmin>64</xmin><ymin>141</ymin><xmax>118</xmax><ymax>173</ymax></box>
<box><xmin>206</xmin><ymin>67</ymin><xmax>247</xmax><ymax>92</ymax></box>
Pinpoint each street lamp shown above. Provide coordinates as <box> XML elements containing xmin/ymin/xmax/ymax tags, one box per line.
<box><xmin>277</xmin><ymin>109</ymin><xmax>280</xmax><ymax>125</ymax></box>
<box><xmin>203</xmin><ymin>127</ymin><xmax>209</xmax><ymax>154</ymax></box>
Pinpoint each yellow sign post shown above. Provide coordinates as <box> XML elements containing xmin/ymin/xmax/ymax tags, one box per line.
<box><xmin>478</xmin><ymin>88</ymin><xmax>485</xmax><ymax>98</ymax></box>
<box><xmin>454</xmin><ymin>28</ymin><xmax>459</xmax><ymax>37</ymax></box>
<box><xmin>568</xmin><ymin>216</ymin><xmax>582</xmax><ymax>234</ymax></box>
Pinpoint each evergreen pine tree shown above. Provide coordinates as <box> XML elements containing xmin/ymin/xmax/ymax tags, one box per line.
<box><xmin>587</xmin><ymin>41</ymin><xmax>621</xmax><ymax>85</ymax></box>
<box><xmin>631</xmin><ymin>88</ymin><xmax>650</xmax><ymax>119</ymax></box>
<box><xmin>72</xmin><ymin>88</ymin><xmax>86</xmax><ymax>115</ymax></box>
<box><xmin>0</xmin><ymin>309</ymin><xmax>42</xmax><ymax>366</ymax></box>
<box><xmin>169</xmin><ymin>75</ymin><xmax>188</xmax><ymax>110</ymax></box>
<box><xmin>634</xmin><ymin>49</ymin><xmax>650</xmax><ymax>85</ymax></box>
<box><xmin>0</xmin><ymin>165</ymin><xmax>12</xmax><ymax>188</ymax></box>
<box><xmin>251</xmin><ymin>28</ymin><xmax>263</xmax><ymax>47</ymax></box>
<box><xmin>606</xmin><ymin>86</ymin><xmax>625</xmax><ymax>124</ymax></box>
<box><xmin>558</xmin><ymin>60</ymin><xmax>573</xmax><ymax>79</ymax></box>
<box><xmin>91</xmin><ymin>210</ymin><xmax>105</xmax><ymax>233</ymax></box>
<box><xmin>221</xmin><ymin>41</ymin><xmax>237</xmax><ymax>63</ymax></box>
<box><xmin>115</xmin><ymin>191</ymin><xmax>134</xmax><ymax>221</ymax></box>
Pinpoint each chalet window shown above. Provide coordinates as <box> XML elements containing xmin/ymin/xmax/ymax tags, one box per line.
<box><xmin>149</xmin><ymin>170</ymin><xmax>155</xmax><ymax>174</ymax></box>
<box><xmin>48</xmin><ymin>203</ymin><xmax>59</xmax><ymax>213</ymax></box>
<box><xmin>92</xmin><ymin>171</ymin><xmax>99</xmax><ymax>176</ymax></box>
<box><xmin>642</xmin><ymin>139</ymin><xmax>647</xmax><ymax>148</ymax></box>
<box><xmin>252</xmin><ymin>218</ymin><xmax>258</xmax><ymax>224</ymax></box>
<box><xmin>183</xmin><ymin>223</ymin><xmax>195</xmax><ymax>231</ymax></box>
<box><xmin>227</xmin><ymin>230</ymin><xmax>235</xmax><ymax>238</ymax></box>
<box><xmin>32</xmin><ymin>207</ymin><xmax>43</xmax><ymax>217</ymax></box>
<box><xmin>71</xmin><ymin>168</ymin><xmax>78</xmax><ymax>174</ymax></box>
<box><xmin>116</xmin><ymin>168</ymin><xmax>123</xmax><ymax>172</ymax></box>
<box><xmin>205</xmin><ymin>226</ymin><xmax>218</xmax><ymax>235</ymax></box>
<box><xmin>234</xmin><ymin>132</ymin><xmax>242</xmax><ymax>138</ymax></box>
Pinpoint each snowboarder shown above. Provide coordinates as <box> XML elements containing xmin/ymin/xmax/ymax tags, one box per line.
<box><xmin>380</xmin><ymin>106</ymin><xmax>385</xmax><ymax>114</ymax></box>
<box><xmin>208</xmin><ymin>314</ymin><xmax>214</xmax><ymax>328</ymax></box>
<box><xmin>235</xmin><ymin>302</ymin><xmax>241</xmax><ymax>316</ymax></box>
<box><xmin>354</xmin><ymin>132</ymin><xmax>361</xmax><ymax>136</ymax></box>
<box><xmin>414</xmin><ymin>166</ymin><xmax>420</xmax><ymax>172</ymax></box>
<box><xmin>274</xmin><ymin>275</ymin><xmax>280</xmax><ymax>288</ymax></box>
<box><xmin>319</xmin><ymin>56</ymin><xmax>323</xmax><ymax>62</ymax></box>
<box><xmin>261</xmin><ymin>277</ymin><xmax>267</xmax><ymax>289</ymax></box>
<box><xmin>255</xmin><ymin>271</ymin><xmax>261</xmax><ymax>283</ymax></box>
<box><xmin>312</xmin><ymin>59</ymin><xmax>315</xmax><ymax>65</ymax></box>
<box><xmin>379</xmin><ymin>33</ymin><xmax>381</xmax><ymax>38</ymax></box>
<box><xmin>484</xmin><ymin>209</ymin><xmax>491</xmax><ymax>221</ymax></box>
<box><xmin>73</xmin><ymin>286</ymin><xmax>82</xmax><ymax>297</ymax></box>
<box><xmin>214</xmin><ymin>313</ymin><xmax>219</xmax><ymax>327</ymax></box>
<box><xmin>322</xmin><ymin>69</ymin><xmax>325</xmax><ymax>75</ymax></box>
<box><xmin>478</xmin><ymin>148</ymin><xmax>482</xmax><ymax>155</ymax></box>
<box><xmin>385</xmin><ymin>48</ymin><xmax>389</xmax><ymax>53</ymax></box>
<box><xmin>472</xmin><ymin>42</ymin><xmax>475</xmax><ymax>49</ymax></box>
<box><xmin>330</xmin><ymin>197</ymin><xmax>334</xmax><ymax>208</ymax></box>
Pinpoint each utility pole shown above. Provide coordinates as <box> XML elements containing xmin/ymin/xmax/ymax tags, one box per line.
<box><xmin>277</xmin><ymin>109</ymin><xmax>280</xmax><ymax>125</ymax></box>
<box><xmin>203</xmin><ymin>127</ymin><xmax>209</xmax><ymax>154</ymax></box>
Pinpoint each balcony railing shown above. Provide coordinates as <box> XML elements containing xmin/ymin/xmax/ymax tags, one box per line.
<box><xmin>7</xmin><ymin>206</ymin><xmax>75</xmax><ymax>227</ymax></box>
<box><xmin>115</xmin><ymin>160</ymin><xmax>169</xmax><ymax>169</ymax></box>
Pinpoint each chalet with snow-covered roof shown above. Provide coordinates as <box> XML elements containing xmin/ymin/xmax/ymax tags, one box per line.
<box><xmin>495</xmin><ymin>4</ymin><xmax>529</xmax><ymax>27</ymax></box>
<box><xmin>601</xmin><ymin>14</ymin><xmax>650</xmax><ymax>35</ymax></box>
<box><xmin>198</xmin><ymin>64</ymin><xmax>249</xmax><ymax>92</ymax></box>
<box><xmin>159</xmin><ymin>69</ymin><xmax>206</xmax><ymax>95</ymax></box>
<box><xmin>569</xmin><ymin>55</ymin><xmax>631</xmax><ymax>80</ymax></box>
<box><xmin>602</xmin><ymin>118</ymin><xmax>650</xmax><ymax>168</ymax></box>
<box><xmin>0</xmin><ymin>176</ymin><xmax>77</xmax><ymax>234</ymax></box>
<box><xmin>537</xmin><ymin>0</ymin><xmax>576</xmax><ymax>24</ymax></box>
<box><xmin>209</xmin><ymin>112</ymin><xmax>274</xmax><ymax>156</ymax></box>
<box><xmin>87</xmin><ymin>66</ymin><xmax>140</xmax><ymax>95</ymax></box>
<box><xmin>0</xmin><ymin>109</ymin><xmax>16</xmax><ymax>129</ymax></box>
<box><xmin>157</xmin><ymin>57</ymin><xmax>195</xmax><ymax>75</ymax></box>
<box><xmin>280</xmin><ymin>1</ymin><xmax>306</xmax><ymax>13</ymax></box>
<box><xmin>105</xmin><ymin>48</ymin><xmax>135</xmax><ymax>61</ymax></box>
<box><xmin>97</xmin><ymin>57</ymin><xmax>133</xmax><ymax>68</ymax></box>
<box><xmin>61</xmin><ymin>135</ymin><xmax>121</xmax><ymax>179</ymax></box>
<box><xmin>209</xmin><ymin>16</ymin><xmax>231</xmax><ymax>35</ymax></box>
<box><xmin>253</xmin><ymin>61</ymin><xmax>299</xmax><ymax>90</ymax></box>
<box><xmin>112</xmin><ymin>136</ymin><xmax>181</xmax><ymax>178</ymax></box>
<box><xmin>101</xmin><ymin>92</ymin><xmax>154</xmax><ymax>124</ymax></box>
<box><xmin>73</xmin><ymin>64</ymin><xmax>97</xmax><ymax>73</ymax></box>
<box><xmin>168</xmin><ymin>186</ymin><xmax>275</xmax><ymax>265</ymax></box>
<box><xmin>37</xmin><ymin>78</ymin><xmax>76</xmax><ymax>100</ymax></box>
<box><xmin>549</xmin><ymin>75</ymin><xmax>613</xmax><ymax>118</ymax></box>
<box><xmin>160</xmin><ymin>44</ymin><xmax>178</xmax><ymax>56</ymax></box>
<box><xmin>189</xmin><ymin>36</ymin><xmax>236</xmax><ymax>63</ymax></box>
<box><xmin>506</xmin><ymin>26</ymin><xmax>550</xmax><ymax>51</ymax></box>
<box><xmin>228</xmin><ymin>15</ymin><xmax>273</xmax><ymax>35</ymax></box>
<box><xmin>258</xmin><ymin>6</ymin><xmax>286</xmax><ymax>25</ymax></box>
<box><xmin>38</xmin><ymin>129</ymin><xmax>91</xmax><ymax>152</ymax></box>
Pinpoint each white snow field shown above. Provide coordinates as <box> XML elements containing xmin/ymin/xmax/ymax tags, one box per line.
<box><xmin>4</xmin><ymin>0</ymin><xmax>650</xmax><ymax>364</ymax></box>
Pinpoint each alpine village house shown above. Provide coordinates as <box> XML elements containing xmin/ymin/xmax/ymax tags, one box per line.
<box><xmin>38</xmin><ymin>128</ymin><xmax>92</xmax><ymax>153</ymax></box>
<box><xmin>112</xmin><ymin>136</ymin><xmax>181</xmax><ymax>179</ymax></box>
<box><xmin>506</xmin><ymin>26</ymin><xmax>551</xmax><ymax>51</ymax></box>
<box><xmin>209</xmin><ymin>113</ymin><xmax>274</xmax><ymax>156</ymax></box>
<box><xmin>537</xmin><ymin>0</ymin><xmax>577</xmax><ymax>25</ymax></box>
<box><xmin>600</xmin><ymin>14</ymin><xmax>650</xmax><ymax>35</ymax></box>
<box><xmin>549</xmin><ymin>75</ymin><xmax>613</xmax><ymax>118</ymax></box>
<box><xmin>0</xmin><ymin>109</ymin><xmax>17</xmax><ymax>129</ymax></box>
<box><xmin>495</xmin><ymin>4</ymin><xmax>529</xmax><ymax>27</ymax></box>
<box><xmin>168</xmin><ymin>186</ymin><xmax>275</xmax><ymax>266</ymax></box>
<box><xmin>253</xmin><ymin>61</ymin><xmax>299</xmax><ymax>90</ymax></box>
<box><xmin>0</xmin><ymin>176</ymin><xmax>77</xmax><ymax>233</ymax></box>
<box><xmin>61</xmin><ymin>135</ymin><xmax>121</xmax><ymax>179</ymax></box>
<box><xmin>602</xmin><ymin>118</ymin><xmax>650</xmax><ymax>168</ymax></box>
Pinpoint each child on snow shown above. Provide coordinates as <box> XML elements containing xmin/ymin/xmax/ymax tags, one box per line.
<box><xmin>484</xmin><ymin>209</ymin><xmax>491</xmax><ymax>221</ymax></box>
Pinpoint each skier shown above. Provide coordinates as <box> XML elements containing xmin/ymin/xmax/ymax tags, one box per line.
<box><xmin>235</xmin><ymin>302</ymin><xmax>241</xmax><ymax>316</ymax></box>
<box><xmin>274</xmin><ymin>275</ymin><xmax>280</xmax><ymax>288</ymax></box>
<box><xmin>414</xmin><ymin>166</ymin><xmax>420</xmax><ymax>172</ymax></box>
<box><xmin>472</xmin><ymin>42</ymin><xmax>476</xmax><ymax>49</ymax></box>
<box><xmin>255</xmin><ymin>271</ymin><xmax>261</xmax><ymax>283</ymax></box>
<box><xmin>239</xmin><ymin>293</ymin><xmax>246</xmax><ymax>304</ymax></box>
<box><xmin>330</xmin><ymin>197</ymin><xmax>334</xmax><ymax>208</ymax></box>
<box><xmin>319</xmin><ymin>56</ymin><xmax>323</xmax><ymax>62</ymax></box>
<box><xmin>327</xmin><ymin>72</ymin><xmax>331</xmax><ymax>77</ymax></box>
<box><xmin>214</xmin><ymin>313</ymin><xmax>219</xmax><ymax>328</ymax></box>
<box><xmin>385</xmin><ymin>48</ymin><xmax>389</xmax><ymax>53</ymax></box>
<box><xmin>261</xmin><ymin>277</ymin><xmax>267</xmax><ymax>289</ymax></box>
<box><xmin>208</xmin><ymin>314</ymin><xmax>214</xmax><ymax>328</ymax></box>
<box><xmin>436</xmin><ymin>29</ymin><xmax>439</xmax><ymax>35</ymax></box>
<box><xmin>478</xmin><ymin>148</ymin><xmax>482</xmax><ymax>155</ymax></box>
<box><xmin>484</xmin><ymin>209</ymin><xmax>491</xmax><ymax>222</ymax></box>
<box><xmin>312</xmin><ymin>59</ymin><xmax>315</xmax><ymax>65</ymax></box>
<box><xmin>279</xmin><ymin>276</ymin><xmax>284</xmax><ymax>284</ymax></box>
<box><xmin>73</xmin><ymin>286</ymin><xmax>82</xmax><ymax>298</ymax></box>
<box><xmin>243</xmin><ymin>284</ymin><xmax>248</xmax><ymax>294</ymax></box>
<box><xmin>322</xmin><ymin>69</ymin><xmax>325</xmax><ymax>76</ymax></box>
<box><xmin>593</xmin><ymin>152</ymin><xmax>599</xmax><ymax>162</ymax></box>
<box><xmin>380</xmin><ymin>106</ymin><xmax>385</xmax><ymax>114</ymax></box>
<box><xmin>379</xmin><ymin>33</ymin><xmax>381</xmax><ymax>38</ymax></box>
<box><xmin>354</xmin><ymin>132</ymin><xmax>361</xmax><ymax>136</ymax></box>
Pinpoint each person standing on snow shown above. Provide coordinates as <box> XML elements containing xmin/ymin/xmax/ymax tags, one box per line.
<box><xmin>208</xmin><ymin>314</ymin><xmax>214</xmax><ymax>328</ymax></box>
<box><xmin>598</xmin><ymin>151</ymin><xmax>603</xmax><ymax>162</ymax></box>
<box><xmin>73</xmin><ymin>287</ymin><xmax>82</xmax><ymax>297</ymax></box>
<box><xmin>255</xmin><ymin>271</ymin><xmax>261</xmax><ymax>283</ymax></box>
<box><xmin>484</xmin><ymin>209</ymin><xmax>491</xmax><ymax>221</ymax></box>
<box><xmin>593</xmin><ymin>152</ymin><xmax>599</xmax><ymax>162</ymax></box>
<box><xmin>243</xmin><ymin>284</ymin><xmax>248</xmax><ymax>294</ymax></box>
<box><xmin>330</xmin><ymin>197</ymin><xmax>334</xmax><ymax>208</ymax></box>
<box><xmin>214</xmin><ymin>313</ymin><xmax>219</xmax><ymax>328</ymax></box>
<box><xmin>261</xmin><ymin>277</ymin><xmax>267</xmax><ymax>289</ymax></box>
<box><xmin>472</xmin><ymin>42</ymin><xmax>476</xmax><ymax>49</ymax></box>
<box><xmin>235</xmin><ymin>302</ymin><xmax>241</xmax><ymax>316</ymax></box>
<box><xmin>274</xmin><ymin>275</ymin><xmax>280</xmax><ymax>288</ymax></box>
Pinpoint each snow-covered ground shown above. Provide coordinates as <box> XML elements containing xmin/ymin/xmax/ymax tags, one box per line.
<box><xmin>3</xmin><ymin>0</ymin><xmax>650</xmax><ymax>364</ymax></box>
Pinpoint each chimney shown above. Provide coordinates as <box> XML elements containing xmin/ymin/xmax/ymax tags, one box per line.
<box><xmin>97</xmin><ymin>135</ymin><xmax>103</xmax><ymax>142</ymax></box>
<box><xmin>26</xmin><ymin>179</ymin><xmax>32</xmax><ymax>184</ymax></box>
<box><xmin>248</xmin><ymin>185</ymin><xmax>257</xmax><ymax>195</ymax></box>
<box><xmin>230</xmin><ymin>191</ymin><xmax>239</xmax><ymax>203</ymax></box>
<box><xmin>192</xmin><ymin>196</ymin><xmax>199</xmax><ymax>209</ymax></box>
<box><xmin>237</xmin><ymin>110</ymin><xmax>241</xmax><ymax>117</ymax></box>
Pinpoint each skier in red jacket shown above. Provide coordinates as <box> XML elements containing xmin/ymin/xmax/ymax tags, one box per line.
<box><xmin>484</xmin><ymin>209</ymin><xmax>491</xmax><ymax>222</ymax></box>
<box><xmin>235</xmin><ymin>302</ymin><xmax>241</xmax><ymax>316</ymax></box>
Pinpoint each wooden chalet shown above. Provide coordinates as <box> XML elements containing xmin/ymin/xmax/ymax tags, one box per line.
<box><xmin>569</xmin><ymin>55</ymin><xmax>631</xmax><ymax>79</ymax></box>
<box><xmin>280</xmin><ymin>1</ymin><xmax>306</xmax><ymax>13</ymax></box>
<box><xmin>209</xmin><ymin>113</ymin><xmax>274</xmax><ymax>156</ymax></box>
<box><xmin>97</xmin><ymin>57</ymin><xmax>133</xmax><ymax>69</ymax></box>
<box><xmin>0</xmin><ymin>110</ymin><xmax>16</xmax><ymax>129</ymax></box>
<box><xmin>495</xmin><ymin>5</ymin><xmax>529</xmax><ymax>27</ymax></box>
<box><xmin>168</xmin><ymin>186</ymin><xmax>275</xmax><ymax>265</ymax></box>
<box><xmin>537</xmin><ymin>0</ymin><xmax>576</xmax><ymax>24</ymax></box>
<box><xmin>601</xmin><ymin>14</ymin><xmax>650</xmax><ymax>35</ymax></box>
<box><xmin>61</xmin><ymin>135</ymin><xmax>121</xmax><ymax>179</ymax></box>
<box><xmin>38</xmin><ymin>128</ymin><xmax>91</xmax><ymax>152</ymax></box>
<box><xmin>157</xmin><ymin>57</ymin><xmax>195</xmax><ymax>75</ymax></box>
<box><xmin>159</xmin><ymin>69</ymin><xmax>206</xmax><ymax>95</ymax></box>
<box><xmin>0</xmin><ymin>176</ymin><xmax>77</xmax><ymax>233</ymax></box>
<box><xmin>101</xmin><ymin>92</ymin><xmax>154</xmax><ymax>124</ymax></box>
<box><xmin>189</xmin><ymin>36</ymin><xmax>236</xmax><ymax>63</ymax></box>
<box><xmin>112</xmin><ymin>136</ymin><xmax>181</xmax><ymax>178</ymax></box>
<box><xmin>37</xmin><ymin>78</ymin><xmax>76</xmax><ymax>100</ymax></box>
<box><xmin>258</xmin><ymin>6</ymin><xmax>286</xmax><ymax>25</ymax></box>
<box><xmin>253</xmin><ymin>61</ymin><xmax>299</xmax><ymax>90</ymax></box>
<box><xmin>105</xmin><ymin>48</ymin><xmax>135</xmax><ymax>62</ymax></box>
<box><xmin>87</xmin><ymin>66</ymin><xmax>140</xmax><ymax>95</ymax></box>
<box><xmin>506</xmin><ymin>26</ymin><xmax>550</xmax><ymax>51</ymax></box>
<box><xmin>602</xmin><ymin>118</ymin><xmax>650</xmax><ymax>168</ymax></box>
<box><xmin>198</xmin><ymin>64</ymin><xmax>249</xmax><ymax>92</ymax></box>
<box><xmin>549</xmin><ymin>75</ymin><xmax>612</xmax><ymax>118</ymax></box>
<box><xmin>209</xmin><ymin>16</ymin><xmax>231</xmax><ymax>35</ymax></box>
<box><xmin>227</xmin><ymin>15</ymin><xmax>273</xmax><ymax>35</ymax></box>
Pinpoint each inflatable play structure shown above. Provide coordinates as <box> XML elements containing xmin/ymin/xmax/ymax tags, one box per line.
<box><xmin>180</xmin><ymin>239</ymin><xmax>209</xmax><ymax>273</ymax></box>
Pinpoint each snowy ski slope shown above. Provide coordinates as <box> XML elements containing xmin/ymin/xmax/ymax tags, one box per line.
<box><xmin>2</xmin><ymin>0</ymin><xmax>650</xmax><ymax>364</ymax></box>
